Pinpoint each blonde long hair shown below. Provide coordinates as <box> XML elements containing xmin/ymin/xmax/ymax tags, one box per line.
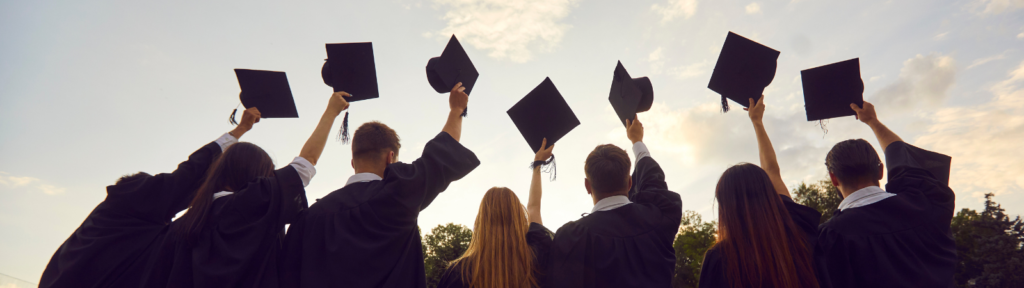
<box><xmin>453</xmin><ymin>187</ymin><xmax>538</xmax><ymax>288</ymax></box>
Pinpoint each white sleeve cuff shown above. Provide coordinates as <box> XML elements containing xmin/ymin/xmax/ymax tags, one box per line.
<box><xmin>289</xmin><ymin>156</ymin><xmax>317</xmax><ymax>187</ymax></box>
<box><xmin>632</xmin><ymin>141</ymin><xmax>651</xmax><ymax>163</ymax></box>
<box><xmin>215</xmin><ymin>133</ymin><xmax>239</xmax><ymax>152</ymax></box>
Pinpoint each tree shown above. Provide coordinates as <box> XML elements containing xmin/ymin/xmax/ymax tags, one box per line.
<box><xmin>952</xmin><ymin>193</ymin><xmax>1024</xmax><ymax>288</ymax></box>
<box><xmin>672</xmin><ymin>210</ymin><xmax>717</xmax><ymax>288</ymax></box>
<box><xmin>422</xmin><ymin>223</ymin><xmax>473</xmax><ymax>288</ymax></box>
<box><xmin>792</xmin><ymin>179</ymin><xmax>843</xmax><ymax>224</ymax></box>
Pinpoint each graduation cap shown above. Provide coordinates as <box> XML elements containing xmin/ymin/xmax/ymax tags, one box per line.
<box><xmin>321</xmin><ymin>42</ymin><xmax>379</xmax><ymax>143</ymax></box>
<box><xmin>801</xmin><ymin>58</ymin><xmax>864</xmax><ymax>121</ymax></box>
<box><xmin>230</xmin><ymin>69</ymin><xmax>298</xmax><ymax>125</ymax></box>
<box><xmin>426</xmin><ymin>35</ymin><xmax>478</xmax><ymax>117</ymax></box>
<box><xmin>708</xmin><ymin>32</ymin><xmax>780</xmax><ymax>112</ymax></box>
<box><xmin>608</xmin><ymin>61</ymin><xmax>653</xmax><ymax>127</ymax></box>
<box><xmin>507</xmin><ymin>77</ymin><xmax>581</xmax><ymax>180</ymax></box>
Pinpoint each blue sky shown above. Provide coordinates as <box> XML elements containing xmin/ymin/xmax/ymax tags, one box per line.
<box><xmin>2</xmin><ymin>0</ymin><xmax>1023</xmax><ymax>283</ymax></box>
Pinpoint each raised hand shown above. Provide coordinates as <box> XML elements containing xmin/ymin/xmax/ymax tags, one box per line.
<box><xmin>327</xmin><ymin>91</ymin><xmax>352</xmax><ymax>117</ymax></box>
<box><xmin>627</xmin><ymin>115</ymin><xmax>644</xmax><ymax>144</ymax></box>
<box><xmin>850</xmin><ymin>101</ymin><xmax>878</xmax><ymax>125</ymax></box>
<box><xmin>230</xmin><ymin>107</ymin><xmax>261</xmax><ymax>139</ymax></box>
<box><xmin>535</xmin><ymin>138</ymin><xmax>555</xmax><ymax>162</ymax></box>
<box><xmin>449</xmin><ymin>82</ymin><xmax>468</xmax><ymax>113</ymax></box>
<box><xmin>745</xmin><ymin>95</ymin><xmax>765</xmax><ymax>123</ymax></box>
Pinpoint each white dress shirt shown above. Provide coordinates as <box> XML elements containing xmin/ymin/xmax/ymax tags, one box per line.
<box><xmin>344</xmin><ymin>172</ymin><xmax>383</xmax><ymax>187</ymax></box>
<box><xmin>215</xmin><ymin>133</ymin><xmax>238</xmax><ymax>152</ymax></box>
<box><xmin>837</xmin><ymin>186</ymin><xmax>896</xmax><ymax>211</ymax></box>
<box><xmin>632</xmin><ymin>141</ymin><xmax>651</xmax><ymax>164</ymax></box>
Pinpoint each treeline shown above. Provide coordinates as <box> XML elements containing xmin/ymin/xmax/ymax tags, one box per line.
<box><xmin>420</xmin><ymin>179</ymin><xmax>1024</xmax><ymax>288</ymax></box>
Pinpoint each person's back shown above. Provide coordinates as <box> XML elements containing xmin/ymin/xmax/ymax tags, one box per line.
<box><xmin>815</xmin><ymin>101</ymin><xmax>956</xmax><ymax>288</ymax></box>
<box><xmin>549</xmin><ymin>117</ymin><xmax>682</xmax><ymax>287</ymax></box>
<box><xmin>697</xmin><ymin>96</ymin><xmax>823</xmax><ymax>288</ymax></box>
<box><xmin>282</xmin><ymin>85</ymin><xmax>479</xmax><ymax>288</ymax></box>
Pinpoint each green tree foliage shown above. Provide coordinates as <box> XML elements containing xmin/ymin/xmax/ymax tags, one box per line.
<box><xmin>951</xmin><ymin>193</ymin><xmax>1024</xmax><ymax>288</ymax></box>
<box><xmin>672</xmin><ymin>210</ymin><xmax>717</xmax><ymax>288</ymax></box>
<box><xmin>792</xmin><ymin>179</ymin><xmax>843</xmax><ymax>224</ymax></box>
<box><xmin>422</xmin><ymin>223</ymin><xmax>473</xmax><ymax>288</ymax></box>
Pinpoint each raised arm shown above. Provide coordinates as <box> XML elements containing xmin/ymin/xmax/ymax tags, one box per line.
<box><xmin>441</xmin><ymin>82</ymin><xmax>468</xmax><ymax>142</ymax></box>
<box><xmin>299</xmin><ymin>92</ymin><xmax>350</xmax><ymax>165</ymax></box>
<box><xmin>851</xmin><ymin>101</ymin><xmax>903</xmax><ymax>151</ymax></box>
<box><xmin>528</xmin><ymin>138</ymin><xmax>554</xmax><ymax>225</ymax></box>
<box><xmin>746</xmin><ymin>96</ymin><xmax>789</xmax><ymax>198</ymax></box>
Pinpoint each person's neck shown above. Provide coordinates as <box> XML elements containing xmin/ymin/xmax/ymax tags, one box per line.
<box><xmin>841</xmin><ymin>182</ymin><xmax>880</xmax><ymax>198</ymax></box>
<box><xmin>592</xmin><ymin>192</ymin><xmax>629</xmax><ymax>205</ymax></box>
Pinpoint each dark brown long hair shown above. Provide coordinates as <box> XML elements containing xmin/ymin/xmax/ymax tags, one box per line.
<box><xmin>453</xmin><ymin>187</ymin><xmax>538</xmax><ymax>288</ymax></box>
<box><xmin>713</xmin><ymin>163</ymin><xmax>819</xmax><ymax>288</ymax></box>
<box><xmin>173</xmin><ymin>142</ymin><xmax>275</xmax><ymax>242</ymax></box>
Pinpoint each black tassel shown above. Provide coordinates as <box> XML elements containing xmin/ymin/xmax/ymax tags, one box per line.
<box><xmin>228</xmin><ymin>108</ymin><xmax>238</xmax><ymax>126</ymax></box>
<box><xmin>338</xmin><ymin>111</ymin><xmax>350</xmax><ymax>144</ymax></box>
<box><xmin>721</xmin><ymin>96</ymin><xmax>730</xmax><ymax>113</ymax></box>
<box><xmin>817</xmin><ymin>119</ymin><xmax>829</xmax><ymax>137</ymax></box>
<box><xmin>529</xmin><ymin>155</ymin><xmax>557</xmax><ymax>181</ymax></box>
<box><xmin>461</xmin><ymin>107</ymin><xmax>468</xmax><ymax>117</ymax></box>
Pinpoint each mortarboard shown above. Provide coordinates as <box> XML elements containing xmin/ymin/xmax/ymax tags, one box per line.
<box><xmin>426</xmin><ymin>35</ymin><xmax>479</xmax><ymax>117</ymax></box>
<box><xmin>801</xmin><ymin>58</ymin><xmax>864</xmax><ymax>121</ymax></box>
<box><xmin>708</xmin><ymin>32</ymin><xmax>780</xmax><ymax>112</ymax></box>
<box><xmin>508</xmin><ymin>77</ymin><xmax>580</xmax><ymax>180</ymax></box>
<box><xmin>230</xmin><ymin>69</ymin><xmax>298</xmax><ymax>125</ymax></box>
<box><xmin>608</xmin><ymin>61</ymin><xmax>653</xmax><ymax>127</ymax></box>
<box><xmin>321</xmin><ymin>42</ymin><xmax>379</xmax><ymax>143</ymax></box>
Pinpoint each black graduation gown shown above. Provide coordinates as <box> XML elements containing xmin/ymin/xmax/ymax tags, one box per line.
<box><xmin>38</xmin><ymin>141</ymin><xmax>222</xmax><ymax>288</ymax></box>
<box><xmin>698</xmin><ymin>195</ymin><xmax>826</xmax><ymax>288</ymax></box>
<box><xmin>815</xmin><ymin>141</ymin><xmax>956</xmax><ymax>288</ymax></box>
<box><xmin>281</xmin><ymin>132</ymin><xmax>480</xmax><ymax>288</ymax></box>
<box><xmin>437</xmin><ymin>222</ymin><xmax>554</xmax><ymax>288</ymax></box>
<box><xmin>548</xmin><ymin>156</ymin><xmax>683</xmax><ymax>288</ymax></box>
<box><xmin>132</xmin><ymin>164</ymin><xmax>307</xmax><ymax>288</ymax></box>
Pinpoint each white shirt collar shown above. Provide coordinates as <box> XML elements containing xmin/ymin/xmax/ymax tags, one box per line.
<box><xmin>345</xmin><ymin>172</ymin><xmax>383</xmax><ymax>186</ymax></box>
<box><xmin>591</xmin><ymin>195</ymin><xmax>632</xmax><ymax>213</ymax></box>
<box><xmin>212</xmin><ymin>191</ymin><xmax>234</xmax><ymax>200</ymax></box>
<box><xmin>837</xmin><ymin>186</ymin><xmax>895</xmax><ymax>211</ymax></box>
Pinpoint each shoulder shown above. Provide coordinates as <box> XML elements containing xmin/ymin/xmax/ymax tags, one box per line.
<box><xmin>437</xmin><ymin>260</ymin><xmax>467</xmax><ymax>288</ymax></box>
<box><xmin>527</xmin><ymin>222</ymin><xmax>554</xmax><ymax>244</ymax></box>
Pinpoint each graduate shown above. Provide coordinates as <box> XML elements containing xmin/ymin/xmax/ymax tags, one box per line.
<box><xmin>38</xmin><ymin>108</ymin><xmax>261</xmax><ymax>288</ymax></box>
<box><xmin>697</xmin><ymin>95</ymin><xmax>824</xmax><ymax>288</ymax></box>
<box><xmin>437</xmin><ymin>139</ymin><xmax>556</xmax><ymax>288</ymax></box>
<box><xmin>548</xmin><ymin>116</ymin><xmax>683</xmax><ymax>287</ymax></box>
<box><xmin>281</xmin><ymin>83</ymin><xmax>480</xmax><ymax>288</ymax></box>
<box><xmin>815</xmin><ymin>101</ymin><xmax>956</xmax><ymax>287</ymax></box>
<box><xmin>130</xmin><ymin>91</ymin><xmax>350</xmax><ymax>288</ymax></box>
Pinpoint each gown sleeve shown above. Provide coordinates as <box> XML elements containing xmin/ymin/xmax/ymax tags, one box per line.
<box><xmin>697</xmin><ymin>247</ymin><xmax>727</xmax><ymax>288</ymax></box>
<box><xmin>527</xmin><ymin>222</ymin><xmax>554</xmax><ymax>286</ymax></box>
<box><xmin>105</xmin><ymin>140</ymin><xmax>223</xmax><ymax>223</ymax></box>
<box><xmin>628</xmin><ymin>156</ymin><xmax>683</xmax><ymax>240</ymax></box>
<box><xmin>375</xmin><ymin>131</ymin><xmax>481</xmax><ymax>221</ymax></box>
<box><xmin>883</xmin><ymin>141</ymin><xmax>955</xmax><ymax>212</ymax></box>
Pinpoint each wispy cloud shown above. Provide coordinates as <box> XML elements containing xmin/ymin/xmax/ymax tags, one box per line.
<box><xmin>648</xmin><ymin>47</ymin><xmax>666</xmax><ymax>74</ymax></box>
<box><xmin>934</xmin><ymin>32</ymin><xmax>949</xmax><ymax>40</ymax></box>
<box><xmin>670</xmin><ymin>60</ymin><xmax>711</xmax><ymax>79</ymax></box>
<box><xmin>916</xmin><ymin>60</ymin><xmax>1024</xmax><ymax>199</ymax></box>
<box><xmin>970</xmin><ymin>0</ymin><xmax>1024</xmax><ymax>15</ymax></box>
<box><xmin>967</xmin><ymin>52</ymin><xmax>1007</xmax><ymax>69</ymax></box>
<box><xmin>0</xmin><ymin>171</ymin><xmax>64</xmax><ymax>195</ymax></box>
<box><xmin>434</xmin><ymin>0</ymin><xmax>579</xmax><ymax>63</ymax></box>
<box><xmin>873</xmin><ymin>53</ymin><xmax>957</xmax><ymax>110</ymax></box>
<box><xmin>652</xmin><ymin>0</ymin><xmax>699</xmax><ymax>23</ymax></box>
<box><xmin>745</xmin><ymin>2</ymin><xmax>762</xmax><ymax>15</ymax></box>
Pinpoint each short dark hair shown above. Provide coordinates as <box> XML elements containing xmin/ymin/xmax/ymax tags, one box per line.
<box><xmin>352</xmin><ymin>121</ymin><xmax>401</xmax><ymax>161</ymax></box>
<box><xmin>116</xmin><ymin>172</ymin><xmax>151</xmax><ymax>185</ymax></box>
<box><xmin>826</xmin><ymin>139</ymin><xmax>882</xmax><ymax>186</ymax></box>
<box><xmin>584</xmin><ymin>144</ymin><xmax>631</xmax><ymax>196</ymax></box>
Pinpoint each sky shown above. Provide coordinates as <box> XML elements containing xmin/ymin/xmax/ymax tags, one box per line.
<box><xmin>2</xmin><ymin>0</ymin><xmax>1023</xmax><ymax>283</ymax></box>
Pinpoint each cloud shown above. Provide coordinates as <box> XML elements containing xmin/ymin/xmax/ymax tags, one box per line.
<box><xmin>648</xmin><ymin>47</ymin><xmax>665</xmax><ymax>74</ymax></box>
<box><xmin>971</xmin><ymin>0</ymin><xmax>1024</xmax><ymax>15</ymax></box>
<box><xmin>1017</xmin><ymin>31</ymin><xmax>1023</xmax><ymax>39</ymax></box>
<box><xmin>434</xmin><ymin>0</ymin><xmax>579</xmax><ymax>63</ymax></box>
<box><xmin>915</xmin><ymin>60</ymin><xmax>1024</xmax><ymax>199</ymax></box>
<box><xmin>745</xmin><ymin>2</ymin><xmax>762</xmax><ymax>14</ymax></box>
<box><xmin>967</xmin><ymin>52</ymin><xmax>1006</xmax><ymax>69</ymax></box>
<box><xmin>670</xmin><ymin>60</ymin><xmax>711</xmax><ymax>79</ymax></box>
<box><xmin>0</xmin><ymin>171</ymin><xmax>64</xmax><ymax>195</ymax></box>
<box><xmin>873</xmin><ymin>53</ymin><xmax>956</xmax><ymax>110</ymax></box>
<box><xmin>934</xmin><ymin>32</ymin><xmax>949</xmax><ymax>40</ymax></box>
<box><xmin>652</xmin><ymin>0</ymin><xmax>699</xmax><ymax>23</ymax></box>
